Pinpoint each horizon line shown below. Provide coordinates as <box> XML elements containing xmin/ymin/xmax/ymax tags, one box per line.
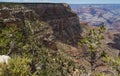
<box><xmin>0</xmin><ymin>2</ymin><xmax>120</xmax><ymax>5</ymax></box>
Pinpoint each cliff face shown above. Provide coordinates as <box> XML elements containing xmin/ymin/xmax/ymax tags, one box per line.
<box><xmin>26</xmin><ymin>3</ymin><xmax>82</xmax><ymax>45</ymax></box>
<box><xmin>0</xmin><ymin>3</ymin><xmax>82</xmax><ymax>50</ymax></box>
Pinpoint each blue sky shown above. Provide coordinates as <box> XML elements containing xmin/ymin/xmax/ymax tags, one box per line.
<box><xmin>0</xmin><ymin>0</ymin><xmax>120</xmax><ymax>4</ymax></box>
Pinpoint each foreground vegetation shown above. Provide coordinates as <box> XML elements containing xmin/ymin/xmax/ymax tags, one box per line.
<box><xmin>79</xmin><ymin>26</ymin><xmax>120</xmax><ymax>76</ymax></box>
<box><xmin>0</xmin><ymin>21</ymin><xmax>119</xmax><ymax>76</ymax></box>
<box><xmin>0</xmin><ymin>22</ymin><xmax>81</xmax><ymax>76</ymax></box>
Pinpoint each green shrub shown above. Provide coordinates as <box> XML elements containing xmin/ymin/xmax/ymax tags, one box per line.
<box><xmin>0</xmin><ymin>24</ymin><xmax>25</xmax><ymax>54</ymax></box>
<box><xmin>79</xmin><ymin>26</ymin><xmax>105</xmax><ymax>72</ymax></box>
<box><xmin>0</xmin><ymin>56</ymin><xmax>37</xmax><ymax>76</ymax></box>
<box><xmin>32</xmin><ymin>46</ymin><xmax>78</xmax><ymax>76</ymax></box>
<box><xmin>94</xmin><ymin>72</ymin><xmax>106</xmax><ymax>76</ymax></box>
<box><xmin>104</xmin><ymin>56</ymin><xmax>120</xmax><ymax>75</ymax></box>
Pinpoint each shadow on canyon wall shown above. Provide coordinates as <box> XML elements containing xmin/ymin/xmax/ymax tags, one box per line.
<box><xmin>107</xmin><ymin>33</ymin><xmax>120</xmax><ymax>50</ymax></box>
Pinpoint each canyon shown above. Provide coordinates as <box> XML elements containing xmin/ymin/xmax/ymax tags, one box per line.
<box><xmin>0</xmin><ymin>3</ymin><xmax>119</xmax><ymax>76</ymax></box>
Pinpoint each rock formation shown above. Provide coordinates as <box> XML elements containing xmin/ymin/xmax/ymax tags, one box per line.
<box><xmin>26</xmin><ymin>3</ymin><xmax>82</xmax><ymax>46</ymax></box>
<box><xmin>0</xmin><ymin>3</ymin><xmax>82</xmax><ymax>46</ymax></box>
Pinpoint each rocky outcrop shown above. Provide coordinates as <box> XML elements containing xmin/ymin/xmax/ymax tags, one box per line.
<box><xmin>0</xmin><ymin>3</ymin><xmax>82</xmax><ymax>46</ymax></box>
<box><xmin>26</xmin><ymin>3</ymin><xmax>82</xmax><ymax>46</ymax></box>
<box><xmin>0</xmin><ymin>3</ymin><xmax>82</xmax><ymax>49</ymax></box>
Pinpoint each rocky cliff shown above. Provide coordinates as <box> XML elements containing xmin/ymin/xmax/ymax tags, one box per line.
<box><xmin>0</xmin><ymin>3</ymin><xmax>81</xmax><ymax>46</ymax></box>
<box><xmin>26</xmin><ymin>3</ymin><xmax>82</xmax><ymax>45</ymax></box>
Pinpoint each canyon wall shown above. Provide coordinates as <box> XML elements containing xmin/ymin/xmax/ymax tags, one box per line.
<box><xmin>0</xmin><ymin>3</ymin><xmax>82</xmax><ymax>46</ymax></box>
<box><xmin>26</xmin><ymin>3</ymin><xmax>82</xmax><ymax>45</ymax></box>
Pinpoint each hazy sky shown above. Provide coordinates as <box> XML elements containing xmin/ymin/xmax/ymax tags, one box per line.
<box><xmin>0</xmin><ymin>0</ymin><xmax>120</xmax><ymax>4</ymax></box>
